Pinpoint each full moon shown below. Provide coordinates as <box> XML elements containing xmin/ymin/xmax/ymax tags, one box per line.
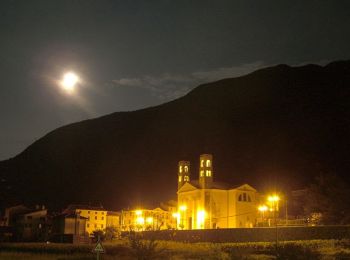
<box><xmin>60</xmin><ymin>72</ymin><xmax>79</xmax><ymax>93</ymax></box>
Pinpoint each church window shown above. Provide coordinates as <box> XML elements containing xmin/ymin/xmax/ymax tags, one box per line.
<box><xmin>178</xmin><ymin>176</ymin><xmax>182</xmax><ymax>182</ymax></box>
<box><xmin>184</xmin><ymin>166</ymin><xmax>188</xmax><ymax>172</ymax></box>
<box><xmin>179</xmin><ymin>166</ymin><xmax>183</xmax><ymax>173</ymax></box>
<box><xmin>206</xmin><ymin>160</ymin><xmax>211</xmax><ymax>167</ymax></box>
<box><xmin>201</xmin><ymin>160</ymin><xmax>204</xmax><ymax>167</ymax></box>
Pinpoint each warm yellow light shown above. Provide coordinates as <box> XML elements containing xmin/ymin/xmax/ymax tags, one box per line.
<box><xmin>179</xmin><ymin>205</ymin><xmax>187</xmax><ymax>211</ymax></box>
<box><xmin>172</xmin><ymin>213</ymin><xmax>180</xmax><ymax>218</ymax></box>
<box><xmin>268</xmin><ymin>195</ymin><xmax>280</xmax><ymax>202</ymax></box>
<box><xmin>136</xmin><ymin>217</ymin><xmax>144</xmax><ymax>225</ymax></box>
<box><xmin>196</xmin><ymin>210</ymin><xmax>206</xmax><ymax>229</ymax></box>
<box><xmin>61</xmin><ymin>72</ymin><xmax>79</xmax><ymax>92</ymax></box>
<box><xmin>146</xmin><ymin>217</ymin><xmax>153</xmax><ymax>224</ymax></box>
<box><xmin>258</xmin><ymin>205</ymin><xmax>268</xmax><ymax>212</ymax></box>
<box><xmin>135</xmin><ymin>210</ymin><xmax>142</xmax><ymax>216</ymax></box>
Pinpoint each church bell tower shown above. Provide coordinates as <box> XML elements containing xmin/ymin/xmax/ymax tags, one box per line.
<box><xmin>199</xmin><ymin>154</ymin><xmax>213</xmax><ymax>189</ymax></box>
<box><xmin>178</xmin><ymin>160</ymin><xmax>190</xmax><ymax>190</ymax></box>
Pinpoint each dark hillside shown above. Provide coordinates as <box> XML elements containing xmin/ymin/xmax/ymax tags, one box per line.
<box><xmin>1</xmin><ymin>61</ymin><xmax>349</xmax><ymax>210</ymax></box>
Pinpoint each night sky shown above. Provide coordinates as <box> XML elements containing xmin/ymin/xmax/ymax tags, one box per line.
<box><xmin>1</xmin><ymin>0</ymin><xmax>350</xmax><ymax>160</ymax></box>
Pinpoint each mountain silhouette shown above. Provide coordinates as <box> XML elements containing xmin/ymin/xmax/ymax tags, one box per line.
<box><xmin>1</xmin><ymin>61</ymin><xmax>349</xmax><ymax>210</ymax></box>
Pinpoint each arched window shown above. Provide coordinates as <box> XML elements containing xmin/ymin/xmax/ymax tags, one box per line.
<box><xmin>238</xmin><ymin>194</ymin><xmax>242</xmax><ymax>201</ymax></box>
<box><xmin>206</xmin><ymin>160</ymin><xmax>211</xmax><ymax>167</ymax></box>
<box><xmin>200</xmin><ymin>170</ymin><xmax>204</xmax><ymax>177</ymax></box>
<box><xmin>179</xmin><ymin>166</ymin><xmax>183</xmax><ymax>173</ymax></box>
<box><xmin>178</xmin><ymin>176</ymin><xmax>182</xmax><ymax>182</ymax></box>
<box><xmin>200</xmin><ymin>160</ymin><xmax>204</xmax><ymax>167</ymax></box>
<box><xmin>184</xmin><ymin>166</ymin><xmax>188</xmax><ymax>172</ymax></box>
<box><xmin>184</xmin><ymin>176</ymin><xmax>189</xmax><ymax>182</ymax></box>
<box><xmin>206</xmin><ymin>170</ymin><xmax>211</xmax><ymax>177</ymax></box>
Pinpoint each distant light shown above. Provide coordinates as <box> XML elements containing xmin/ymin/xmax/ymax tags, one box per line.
<box><xmin>136</xmin><ymin>217</ymin><xmax>144</xmax><ymax>225</ymax></box>
<box><xmin>146</xmin><ymin>217</ymin><xmax>153</xmax><ymax>224</ymax></box>
<box><xmin>268</xmin><ymin>195</ymin><xmax>280</xmax><ymax>202</ymax></box>
<box><xmin>172</xmin><ymin>213</ymin><xmax>180</xmax><ymax>218</ymax></box>
<box><xmin>61</xmin><ymin>72</ymin><xmax>79</xmax><ymax>93</ymax></box>
<box><xmin>135</xmin><ymin>210</ymin><xmax>142</xmax><ymax>216</ymax></box>
<box><xmin>258</xmin><ymin>205</ymin><xmax>268</xmax><ymax>212</ymax></box>
<box><xmin>179</xmin><ymin>205</ymin><xmax>187</xmax><ymax>211</ymax></box>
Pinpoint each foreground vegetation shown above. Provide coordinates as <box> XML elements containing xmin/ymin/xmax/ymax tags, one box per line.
<box><xmin>1</xmin><ymin>238</ymin><xmax>350</xmax><ymax>259</ymax></box>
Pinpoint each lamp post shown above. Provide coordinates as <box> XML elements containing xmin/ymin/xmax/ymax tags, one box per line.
<box><xmin>258</xmin><ymin>205</ymin><xmax>268</xmax><ymax>226</ymax></box>
<box><xmin>268</xmin><ymin>195</ymin><xmax>280</xmax><ymax>253</ymax></box>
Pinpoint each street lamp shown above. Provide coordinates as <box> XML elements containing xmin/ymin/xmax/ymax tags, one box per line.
<box><xmin>267</xmin><ymin>194</ymin><xmax>280</xmax><ymax>253</ymax></box>
<box><xmin>258</xmin><ymin>205</ymin><xmax>268</xmax><ymax>226</ymax></box>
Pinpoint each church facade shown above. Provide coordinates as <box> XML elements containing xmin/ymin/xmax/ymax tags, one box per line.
<box><xmin>177</xmin><ymin>154</ymin><xmax>259</xmax><ymax>229</ymax></box>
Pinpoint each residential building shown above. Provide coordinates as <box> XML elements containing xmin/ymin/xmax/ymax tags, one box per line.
<box><xmin>63</xmin><ymin>205</ymin><xmax>107</xmax><ymax>236</ymax></box>
<box><xmin>121</xmin><ymin>207</ymin><xmax>176</xmax><ymax>231</ymax></box>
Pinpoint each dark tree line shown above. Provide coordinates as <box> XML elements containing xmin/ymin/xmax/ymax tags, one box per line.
<box><xmin>303</xmin><ymin>173</ymin><xmax>350</xmax><ymax>225</ymax></box>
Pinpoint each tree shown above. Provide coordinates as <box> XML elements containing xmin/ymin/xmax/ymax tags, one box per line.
<box><xmin>303</xmin><ymin>173</ymin><xmax>350</xmax><ymax>225</ymax></box>
<box><xmin>104</xmin><ymin>226</ymin><xmax>120</xmax><ymax>241</ymax></box>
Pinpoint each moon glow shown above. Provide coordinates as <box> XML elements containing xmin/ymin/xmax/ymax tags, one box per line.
<box><xmin>61</xmin><ymin>72</ymin><xmax>79</xmax><ymax>93</ymax></box>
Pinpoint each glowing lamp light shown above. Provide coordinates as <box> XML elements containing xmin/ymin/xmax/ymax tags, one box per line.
<box><xmin>196</xmin><ymin>210</ymin><xmax>206</xmax><ymax>229</ymax></box>
<box><xmin>172</xmin><ymin>213</ymin><xmax>180</xmax><ymax>218</ymax></box>
<box><xmin>135</xmin><ymin>210</ymin><xmax>142</xmax><ymax>216</ymax></box>
<box><xmin>268</xmin><ymin>195</ymin><xmax>280</xmax><ymax>202</ymax></box>
<box><xmin>136</xmin><ymin>217</ymin><xmax>144</xmax><ymax>225</ymax></box>
<box><xmin>146</xmin><ymin>217</ymin><xmax>153</xmax><ymax>224</ymax></box>
<box><xmin>258</xmin><ymin>205</ymin><xmax>268</xmax><ymax>212</ymax></box>
<box><xmin>179</xmin><ymin>205</ymin><xmax>187</xmax><ymax>211</ymax></box>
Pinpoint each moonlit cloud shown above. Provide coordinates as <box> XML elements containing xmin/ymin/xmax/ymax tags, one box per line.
<box><xmin>112</xmin><ymin>61</ymin><xmax>267</xmax><ymax>101</ymax></box>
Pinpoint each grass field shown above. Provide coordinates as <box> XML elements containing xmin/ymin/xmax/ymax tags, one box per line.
<box><xmin>1</xmin><ymin>239</ymin><xmax>350</xmax><ymax>259</ymax></box>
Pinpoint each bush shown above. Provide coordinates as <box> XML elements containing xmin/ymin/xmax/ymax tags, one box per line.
<box><xmin>276</xmin><ymin>244</ymin><xmax>321</xmax><ymax>260</ymax></box>
<box><xmin>128</xmin><ymin>233</ymin><xmax>165</xmax><ymax>259</ymax></box>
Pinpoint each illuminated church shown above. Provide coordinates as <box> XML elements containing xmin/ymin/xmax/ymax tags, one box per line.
<box><xmin>177</xmin><ymin>154</ymin><xmax>259</xmax><ymax>229</ymax></box>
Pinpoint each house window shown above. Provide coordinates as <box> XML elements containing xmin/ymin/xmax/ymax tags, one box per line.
<box><xmin>179</xmin><ymin>166</ymin><xmax>183</xmax><ymax>173</ymax></box>
<box><xmin>95</xmin><ymin>211</ymin><xmax>98</xmax><ymax>214</ymax></box>
<box><xmin>200</xmin><ymin>170</ymin><xmax>204</xmax><ymax>177</ymax></box>
<box><xmin>200</xmin><ymin>160</ymin><xmax>204</xmax><ymax>167</ymax></box>
<box><xmin>184</xmin><ymin>166</ymin><xmax>188</xmax><ymax>172</ymax></box>
<box><xmin>184</xmin><ymin>176</ymin><xmax>189</xmax><ymax>181</ymax></box>
<box><xmin>206</xmin><ymin>170</ymin><xmax>211</xmax><ymax>177</ymax></box>
<box><xmin>178</xmin><ymin>176</ymin><xmax>182</xmax><ymax>182</ymax></box>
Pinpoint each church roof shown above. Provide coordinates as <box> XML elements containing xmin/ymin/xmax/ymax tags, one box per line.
<box><xmin>189</xmin><ymin>180</ymin><xmax>240</xmax><ymax>190</ymax></box>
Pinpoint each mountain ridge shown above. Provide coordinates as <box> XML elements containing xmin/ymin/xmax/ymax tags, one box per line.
<box><xmin>1</xmin><ymin>60</ymin><xmax>349</xmax><ymax>210</ymax></box>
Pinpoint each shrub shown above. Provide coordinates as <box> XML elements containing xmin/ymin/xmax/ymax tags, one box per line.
<box><xmin>128</xmin><ymin>233</ymin><xmax>165</xmax><ymax>260</ymax></box>
<box><xmin>276</xmin><ymin>244</ymin><xmax>321</xmax><ymax>260</ymax></box>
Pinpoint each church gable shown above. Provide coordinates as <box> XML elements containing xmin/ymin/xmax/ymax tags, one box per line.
<box><xmin>233</xmin><ymin>184</ymin><xmax>257</xmax><ymax>192</ymax></box>
<box><xmin>177</xmin><ymin>182</ymin><xmax>198</xmax><ymax>193</ymax></box>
